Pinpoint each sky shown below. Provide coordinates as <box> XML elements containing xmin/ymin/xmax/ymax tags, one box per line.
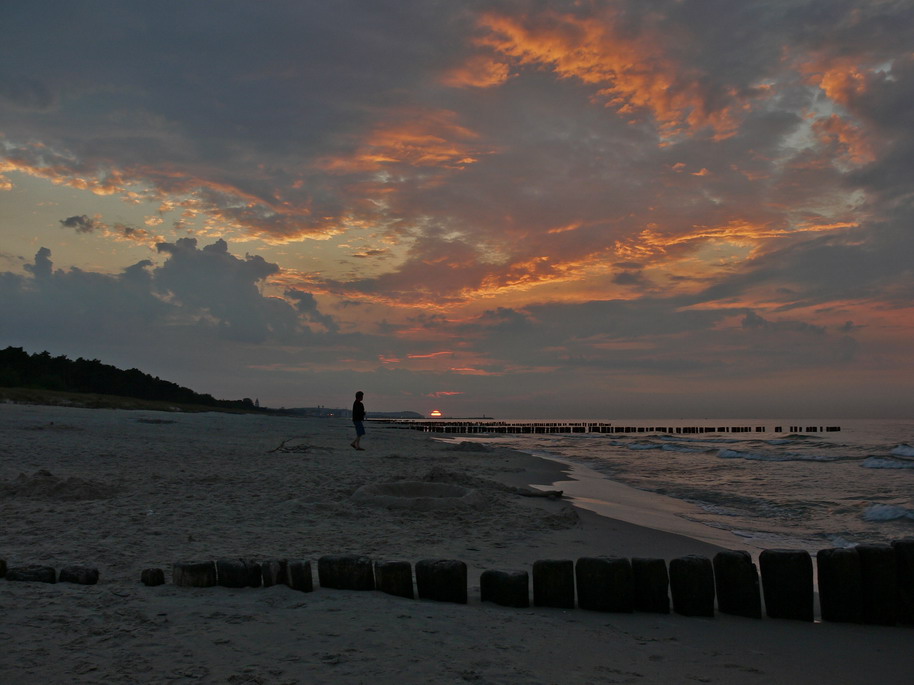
<box><xmin>2</xmin><ymin>0</ymin><xmax>913</xmax><ymax>419</ymax></box>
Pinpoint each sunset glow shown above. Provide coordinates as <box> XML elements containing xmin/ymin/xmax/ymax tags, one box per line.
<box><xmin>2</xmin><ymin>2</ymin><xmax>913</xmax><ymax>418</ymax></box>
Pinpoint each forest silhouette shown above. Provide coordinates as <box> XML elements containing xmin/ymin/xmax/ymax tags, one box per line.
<box><xmin>0</xmin><ymin>346</ymin><xmax>259</xmax><ymax>411</ymax></box>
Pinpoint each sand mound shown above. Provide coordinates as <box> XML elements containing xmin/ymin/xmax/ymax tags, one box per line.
<box><xmin>444</xmin><ymin>441</ymin><xmax>490</xmax><ymax>452</ymax></box>
<box><xmin>3</xmin><ymin>469</ymin><xmax>117</xmax><ymax>500</ymax></box>
<box><xmin>351</xmin><ymin>480</ymin><xmax>486</xmax><ymax>511</ymax></box>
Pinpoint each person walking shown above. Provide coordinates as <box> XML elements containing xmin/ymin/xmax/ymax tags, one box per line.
<box><xmin>351</xmin><ymin>390</ymin><xmax>366</xmax><ymax>450</ymax></box>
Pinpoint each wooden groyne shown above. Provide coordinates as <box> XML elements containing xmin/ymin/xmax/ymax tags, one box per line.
<box><xmin>379</xmin><ymin>420</ymin><xmax>841</xmax><ymax>435</ymax></box>
<box><xmin>7</xmin><ymin>542</ymin><xmax>911</xmax><ymax>626</ymax></box>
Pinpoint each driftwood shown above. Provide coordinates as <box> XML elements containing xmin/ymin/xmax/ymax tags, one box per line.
<box><xmin>268</xmin><ymin>437</ymin><xmax>313</xmax><ymax>453</ymax></box>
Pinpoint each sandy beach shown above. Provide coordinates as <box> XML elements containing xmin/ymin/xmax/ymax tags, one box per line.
<box><xmin>1</xmin><ymin>403</ymin><xmax>911</xmax><ymax>684</ymax></box>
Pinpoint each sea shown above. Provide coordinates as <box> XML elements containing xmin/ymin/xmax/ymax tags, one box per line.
<box><xmin>442</xmin><ymin>418</ymin><xmax>914</xmax><ymax>553</ymax></box>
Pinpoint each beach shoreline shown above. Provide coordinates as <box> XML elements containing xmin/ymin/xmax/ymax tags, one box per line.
<box><xmin>1</xmin><ymin>404</ymin><xmax>912</xmax><ymax>683</ymax></box>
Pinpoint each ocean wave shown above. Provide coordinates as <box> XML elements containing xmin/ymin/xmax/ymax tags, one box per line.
<box><xmin>626</xmin><ymin>442</ymin><xmax>663</xmax><ymax>450</ymax></box>
<box><xmin>891</xmin><ymin>443</ymin><xmax>914</xmax><ymax>458</ymax></box>
<box><xmin>862</xmin><ymin>504</ymin><xmax>914</xmax><ymax>522</ymax></box>
<box><xmin>861</xmin><ymin>457</ymin><xmax>914</xmax><ymax>470</ymax></box>
<box><xmin>717</xmin><ymin>448</ymin><xmax>840</xmax><ymax>462</ymax></box>
<box><xmin>657</xmin><ymin>434</ymin><xmax>742</xmax><ymax>445</ymax></box>
<box><xmin>660</xmin><ymin>443</ymin><xmax>707</xmax><ymax>453</ymax></box>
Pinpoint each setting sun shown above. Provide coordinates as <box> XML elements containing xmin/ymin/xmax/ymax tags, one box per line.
<box><xmin>429</xmin><ymin>410</ymin><xmax>443</xmax><ymax>417</ymax></box>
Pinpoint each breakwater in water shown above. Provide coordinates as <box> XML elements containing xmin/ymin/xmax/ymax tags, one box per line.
<box><xmin>381</xmin><ymin>419</ymin><xmax>842</xmax><ymax>435</ymax></box>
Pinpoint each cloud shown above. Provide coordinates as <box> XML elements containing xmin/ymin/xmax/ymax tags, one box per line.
<box><xmin>0</xmin><ymin>74</ymin><xmax>56</xmax><ymax>111</ymax></box>
<box><xmin>60</xmin><ymin>215</ymin><xmax>99</xmax><ymax>233</ymax></box>
<box><xmin>2</xmin><ymin>2</ymin><xmax>914</xmax><ymax>416</ymax></box>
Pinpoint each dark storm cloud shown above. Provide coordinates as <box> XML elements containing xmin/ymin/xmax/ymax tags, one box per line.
<box><xmin>60</xmin><ymin>215</ymin><xmax>98</xmax><ymax>233</ymax></box>
<box><xmin>0</xmin><ymin>240</ymin><xmax>341</xmax><ymax>349</ymax></box>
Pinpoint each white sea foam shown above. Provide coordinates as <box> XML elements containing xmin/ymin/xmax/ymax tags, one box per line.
<box><xmin>862</xmin><ymin>504</ymin><xmax>914</xmax><ymax>522</ymax></box>
<box><xmin>891</xmin><ymin>443</ymin><xmax>914</xmax><ymax>458</ymax></box>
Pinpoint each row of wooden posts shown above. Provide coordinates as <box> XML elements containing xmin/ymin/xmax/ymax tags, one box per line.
<box><xmin>383</xmin><ymin>420</ymin><xmax>842</xmax><ymax>435</ymax></box>
<box><xmin>4</xmin><ymin>541</ymin><xmax>911</xmax><ymax>626</ymax></box>
<box><xmin>158</xmin><ymin>541</ymin><xmax>914</xmax><ymax>626</ymax></box>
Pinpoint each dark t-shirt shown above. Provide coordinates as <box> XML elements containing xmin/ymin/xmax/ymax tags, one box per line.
<box><xmin>352</xmin><ymin>400</ymin><xmax>365</xmax><ymax>422</ymax></box>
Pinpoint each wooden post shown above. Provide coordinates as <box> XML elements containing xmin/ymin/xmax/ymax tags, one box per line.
<box><xmin>374</xmin><ymin>560</ymin><xmax>414</xmax><ymax>599</ymax></box>
<box><xmin>857</xmin><ymin>544</ymin><xmax>897</xmax><ymax>625</ymax></box>
<box><xmin>173</xmin><ymin>561</ymin><xmax>216</xmax><ymax>587</ymax></box>
<box><xmin>5</xmin><ymin>565</ymin><xmax>57</xmax><ymax>583</ymax></box>
<box><xmin>317</xmin><ymin>555</ymin><xmax>375</xmax><ymax>590</ymax></box>
<box><xmin>415</xmin><ymin>559</ymin><xmax>467</xmax><ymax>604</ymax></box>
<box><xmin>713</xmin><ymin>550</ymin><xmax>761</xmax><ymax>619</ymax></box>
<box><xmin>669</xmin><ymin>555</ymin><xmax>715</xmax><ymax>617</ymax></box>
<box><xmin>59</xmin><ymin>566</ymin><xmax>99</xmax><ymax>585</ymax></box>
<box><xmin>480</xmin><ymin>570</ymin><xmax>529</xmax><ymax>608</ymax></box>
<box><xmin>632</xmin><ymin>557</ymin><xmax>669</xmax><ymax>613</ymax></box>
<box><xmin>532</xmin><ymin>559</ymin><xmax>575</xmax><ymax>609</ymax></box>
<box><xmin>759</xmin><ymin>549</ymin><xmax>813</xmax><ymax>621</ymax></box>
<box><xmin>575</xmin><ymin>557</ymin><xmax>634</xmax><ymax>612</ymax></box>
<box><xmin>285</xmin><ymin>560</ymin><xmax>314</xmax><ymax>592</ymax></box>
<box><xmin>817</xmin><ymin>547</ymin><xmax>863</xmax><ymax>623</ymax></box>
<box><xmin>141</xmin><ymin>568</ymin><xmax>165</xmax><ymax>586</ymax></box>
<box><xmin>892</xmin><ymin>538</ymin><xmax>914</xmax><ymax>625</ymax></box>
<box><xmin>261</xmin><ymin>559</ymin><xmax>287</xmax><ymax>588</ymax></box>
<box><xmin>216</xmin><ymin>558</ymin><xmax>254</xmax><ymax>588</ymax></box>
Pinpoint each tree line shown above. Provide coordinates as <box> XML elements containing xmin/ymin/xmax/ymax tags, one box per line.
<box><xmin>0</xmin><ymin>346</ymin><xmax>259</xmax><ymax>411</ymax></box>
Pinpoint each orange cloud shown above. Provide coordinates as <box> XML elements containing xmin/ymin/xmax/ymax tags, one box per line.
<box><xmin>318</xmin><ymin>109</ymin><xmax>492</xmax><ymax>173</ymax></box>
<box><xmin>800</xmin><ymin>56</ymin><xmax>871</xmax><ymax>105</ymax></box>
<box><xmin>629</xmin><ymin>219</ymin><xmax>857</xmax><ymax>257</ymax></box>
<box><xmin>450</xmin><ymin>367</ymin><xmax>504</xmax><ymax>376</ymax></box>
<box><xmin>0</xmin><ymin>156</ymin><xmax>128</xmax><ymax>196</ymax></box>
<box><xmin>441</xmin><ymin>55</ymin><xmax>512</xmax><ymax>88</ymax></box>
<box><xmin>474</xmin><ymin>10</ymin><xmax>745</xmax><ymax>139</ymax></box>
<box><xmin>812</xmin><ymin>114</ymin><xmax>875</xmax><ymax>166</ymax></box>
<box><xmin>1</xmin><ymin>148</ymin><xmax>342</xmax><ymax>243</ymax></box>
<box><xmin>407</xmin><ymin>351</ymin><xmax>455</xmax><ymax>359</ymax></box>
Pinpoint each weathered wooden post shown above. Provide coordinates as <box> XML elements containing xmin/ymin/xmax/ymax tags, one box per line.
<box><xmin>5</xmin><ymin>565</ymin><xmax>57</xmax><ymax>583</ymax></box>
<box><xmin>669</xmin><ymin>555</ymin><xmax>715</xmax><ymax>617</ymax></box>
<box><xmin>415</xmin><ymin>559</ymin><xmax>467</xmax><ymax>604</ymax></box>
<box><xmin>817</xmin><ymin>547</ymin><xmax>862</xmax><ymax>623</ymax></box>
<box><xmin>759</xmin><ymin>549</ymin><xmax>813</xmax><ymax>621</ymax></box>
<box><xmin>480</xmin><ymin>570</ymin><xmax>529</xmax><ymax>608</ymax></box>
<box><xmin>374</xmin><ymin>560</ymin><xmax>414</xmax><ymax>599</ymax></box>
<box><xmin>59</xmin><ymin>566</ymin><xmax>99</xmax><ymax>585</ymax></box>
<box><xmin>141</xmin><ymin>568</ymin><xmax>165</xmax><ymax>586</ymax></box>
<box><xmin>892</xmin><ymin>538</ymin><xmax>914</xmax><ymax>625</ymax></box>
<box><xmin>575</xmin><ymin>557</ymin><xmax>634</xmax><ymax>612</ymax></box>
<box><xmin>173</xmin><ymin>561</ymin><xmax>217</xmax><ymax>587</ymax></box>
<box><xmin>244</xmin><ymin>559</ymin><xmax>262</xmax><ymax>587</ymax></box>
<box><xmin>317</xmin><ymin>555</ymin><xmax>375</xmax><ymax>590</ymax></box>
<box><xmin>532</xmin><ymin>559</ymin><xmax>575</xmax><ymax>609</ymax></box>
<box><xmin>217</xmin><ymin>558</ymin><xmax>255</xmax><ymax>588</ymax></box>
<box><xmin>713</xmin><ymin>550</ymin><xmax>761</xmax><ymax>619</ymax></box>
<box><xmin>632</xmin><ymin>557</ymin><xmax>669</xmax><ymax>613</ymax></box>
<box><xmin>261</xmin><ymin>559</ymin><xmax>287</xmax><ymax>588</ymax></box>
<box><xmin>284</xmin><ymin>560</ymin><xmax>313</xmax><ymax>592</ymax></box>
<box><xmin>857</xmin><ymin>544</ymin><xmax>897</xmax><ymax>625</ymax></box>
